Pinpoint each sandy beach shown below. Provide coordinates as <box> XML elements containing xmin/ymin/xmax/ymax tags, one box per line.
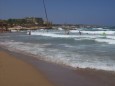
<box><xmin>0</xmin><ymin>50</ymin><xmax>54</xmax><ymax>86</ymax></box>
<box><xmin>0</xmin><ymin>47</ymin><xmax>115</xmax><ymax>86</ymax></box>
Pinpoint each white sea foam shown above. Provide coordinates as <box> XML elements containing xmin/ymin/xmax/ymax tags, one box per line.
<box><xmin>31</xmin><ymin>32</ymin><xmax>77</xmax><ymax>38</ymax></box>
<box><xmin>70</xmin><ymin>30</ymin><xmax>115</xmax><ymax>35</ymax></box>
<box><xmin>95</xmin><ymin>28</ymin><xmax>104</xmax><ymax>30</ymax></box>
<box><xmin>95</xmin><ymin>39</ymin><xmax>115</xmax><ymax>44</ymax></box>
<box><xmin>60</xmin><ymin>44</ymin><xmax>74</xmax><ymax>48</ymax></box>
<box><xmin>0</xmin><ymin>40</ymin><xmax>115</xmax><ymax>72</ymax></box>
<box><xmin>106</xmin><ymin>36</ymin><xmax>115</xmax><ymax>40</ymax></box>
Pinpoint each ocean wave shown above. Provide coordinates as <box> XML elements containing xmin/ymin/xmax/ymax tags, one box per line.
<box><xmin>30</xmin><ymin>32</ymin><xmax>77</xmax><ymax>38</ymax></box>
<box><xmin>0</xmin><ymin>40</ymin><xmax>115</xmax><ymax>72</ymax></box>
<box><xmin>30</xmin><ymin>31</ymin><xmax>115</xmax><ymax>45</ymax></box>
<box><xmin>70</xmin><ymin>30</ymin><xmax>115</xmax><ymax>35</ymax></box>
<box><xmin>95</xmin><ymin>39</ymin><xmax>115</xmax><ymax>44</ymax></box>
<box><xmin>30</xmin><ymin>31</ymin><xmax>104</xmax><ymax>38</ymax></box>
<box><xmin>106</xmin><ymin>36</ymin><xmax>115</xmax><ymax>40</ymax></box>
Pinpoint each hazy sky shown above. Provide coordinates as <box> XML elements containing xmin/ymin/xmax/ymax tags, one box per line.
<box><xmin>0</xmin><ymin>0</ymin><xmax>115</xmax><ymax>26</ymax></box>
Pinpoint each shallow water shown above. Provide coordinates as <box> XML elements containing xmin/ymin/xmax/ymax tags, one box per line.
<box><xmin>0</xmin><ymin>28</ymin><xmax>115</xmax><ymax>71</ymax></box>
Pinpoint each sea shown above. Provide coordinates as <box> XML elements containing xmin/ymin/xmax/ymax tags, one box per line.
<box><xmin>0</xmin><ymin>27</ymin><xmax>115</xmax><ymax>72</ymax></box>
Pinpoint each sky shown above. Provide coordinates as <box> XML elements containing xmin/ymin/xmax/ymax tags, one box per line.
<box><xmin>0</xmin><ymin>0</ymin><xmax>115</xmax><ymax>26</ymax></box>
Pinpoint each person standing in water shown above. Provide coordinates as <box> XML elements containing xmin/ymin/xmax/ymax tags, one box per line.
<box><xmin>102</xmin><ymin>32</ymin><xmax>106</xmax><ymax>37</ymax></box>
<box><xmin>28</xmin><ymin>30</ymin><xmax>31</xmax><ymax>35</ymax></box>
<box><xmin>79</xmin><ymin>31</ymin><xmax>81</xmax><ymax>35</ymax></box>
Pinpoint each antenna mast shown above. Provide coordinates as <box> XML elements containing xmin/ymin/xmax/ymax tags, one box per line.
<box><xmin>43</xmin><ymin>0</ymin><xmax>48</xmax><ymax>23</ymax></box>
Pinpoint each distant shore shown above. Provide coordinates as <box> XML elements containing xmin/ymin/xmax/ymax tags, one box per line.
<box><xmin>0</xmin><ymin>47</ymin><xmax>115</xmax><ymax>86</ymax></box>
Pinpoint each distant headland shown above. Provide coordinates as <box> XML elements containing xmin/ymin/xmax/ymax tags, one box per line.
<box><xmin>0</xmin><ymin>17</ymin><xmax>114</xmax><ymax>32</ymax></box>
<box><xmin>0</xmin><ymin>17</ymin><xmax>52</xmax><ymax>32</ymax></box>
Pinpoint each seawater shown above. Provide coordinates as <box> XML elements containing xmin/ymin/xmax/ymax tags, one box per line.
<box><xmin>0</xmin><ymin>28</ymin><xmax>115</xmax><ymax>72</ymax></box>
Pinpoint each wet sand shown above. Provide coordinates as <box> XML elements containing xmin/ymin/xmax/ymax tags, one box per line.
<box><xmin>0</xmin><ymin>50</ymin><xmax>54</xmax><ymax>86</ymax></box>
<box><xmin>0</xmin><ymin>47</ymin><xmax>115</xmax><ymax>86</ymax></box>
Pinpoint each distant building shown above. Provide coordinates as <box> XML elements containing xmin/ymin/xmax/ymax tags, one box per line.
<box><xmin>25</xmin><ymin>17</ymin><xmax>43</xmax><ymax>25</ymax></box>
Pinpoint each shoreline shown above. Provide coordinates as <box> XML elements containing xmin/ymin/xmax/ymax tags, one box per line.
<box><xmin>0</xmin><ymin>47</ymin><xmax>115</xmax><ymax>86</ymax></box>
<box><xmin>0</xmin><ymin>48</ymin><xmax>55</xmax><ymax>86</ymax></box>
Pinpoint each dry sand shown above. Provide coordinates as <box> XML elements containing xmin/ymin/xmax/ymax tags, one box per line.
<box><xmin>0</xmin><ymin>51</ymin><xmax>54</xmax><ymax>86</ymax></box>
